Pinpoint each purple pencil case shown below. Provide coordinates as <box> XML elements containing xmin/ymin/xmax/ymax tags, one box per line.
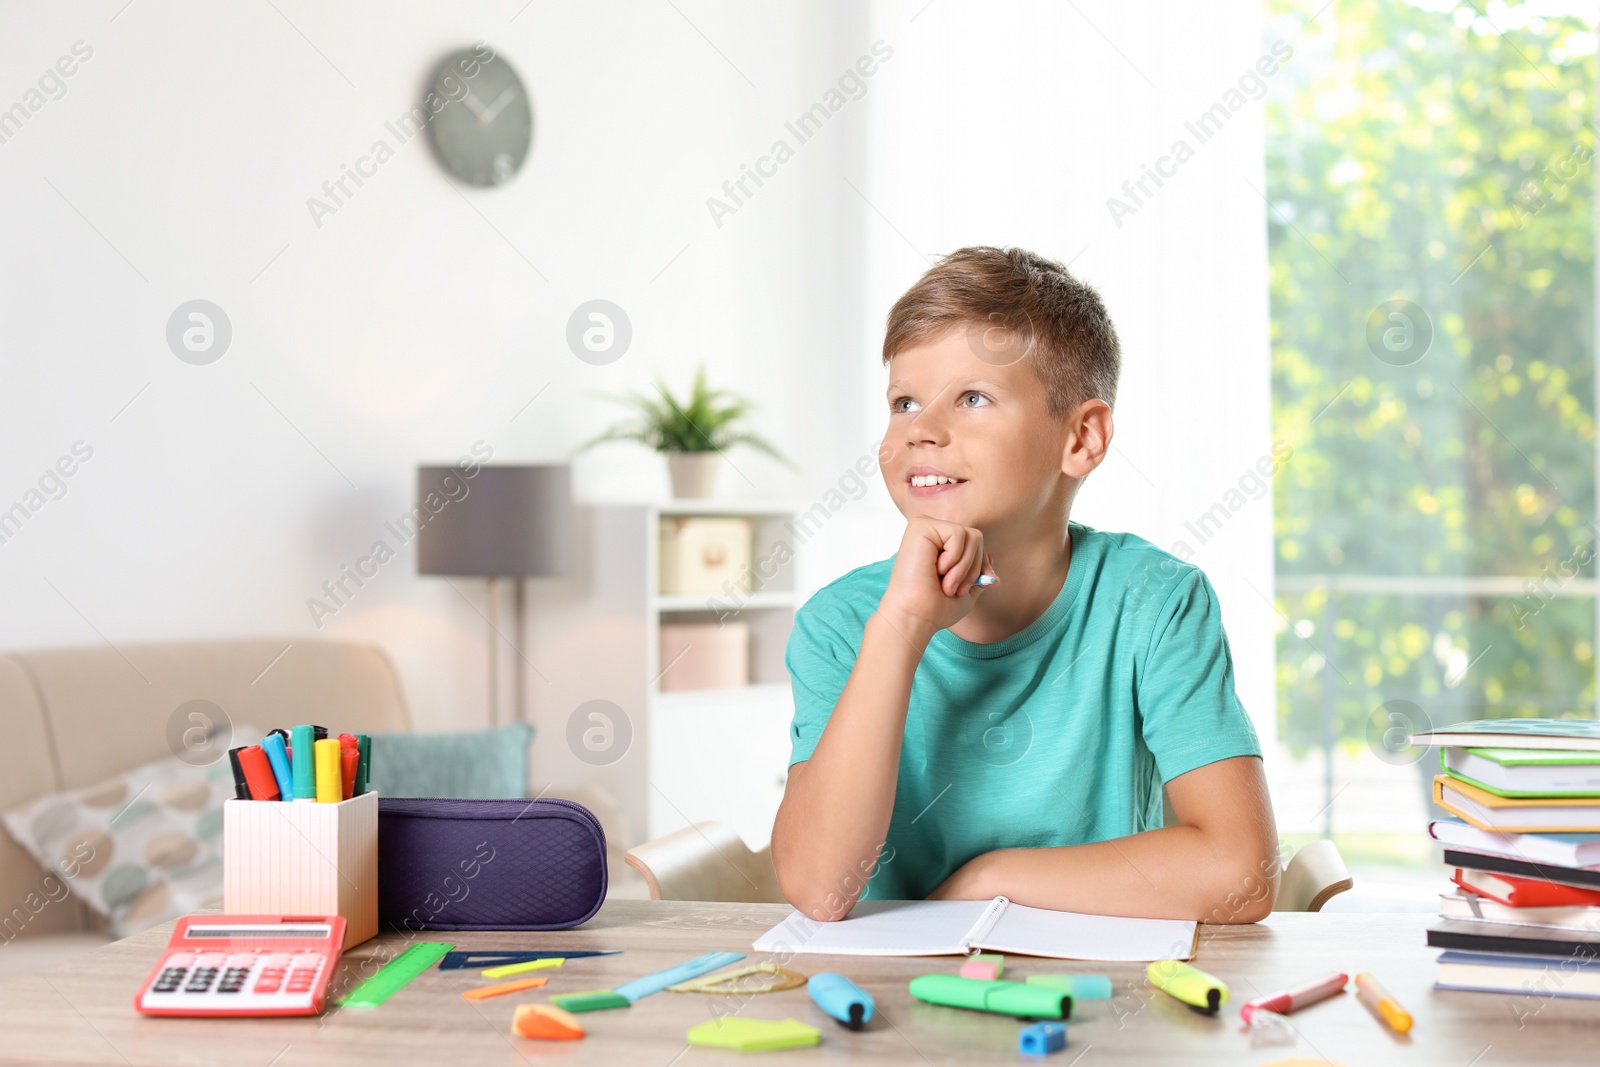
<box><xmin>377</xmin><ymin>797</ymin><xmax>607</xmax><ymax>931</ymax></box>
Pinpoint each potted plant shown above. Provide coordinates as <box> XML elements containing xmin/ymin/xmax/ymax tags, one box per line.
<box><xmin>576</xmin><ymin>365</ymin><xmax>795</xmax><ymax>498</ymax></box>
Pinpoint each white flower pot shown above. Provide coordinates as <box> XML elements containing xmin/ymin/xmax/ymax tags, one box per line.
<box><xmin>667</xmin><ymin>452</ymin><xmax>720</xmax><ymax>499</ymax></box>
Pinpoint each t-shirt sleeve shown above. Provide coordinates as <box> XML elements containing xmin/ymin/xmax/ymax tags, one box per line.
<box><xmin>1136</xmin><ymin>568</ymin><xmax>1262</xmax><ymax>782</ymax></box>
<box><xmin>785</xmin><ymin>598</ymin><xmax>860</xmax><ymax>767</ymax></box>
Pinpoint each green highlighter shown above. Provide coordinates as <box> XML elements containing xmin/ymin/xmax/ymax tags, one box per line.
<box><xmin>908</xmin><ymin>975</ymin><xmax>1071</xmax><ymax>1019</ymax></box>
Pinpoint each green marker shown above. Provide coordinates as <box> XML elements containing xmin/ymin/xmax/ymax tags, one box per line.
<box><xmin>551</xmin><ymin>989</ymin><xmax>631</xmax><ymax>1012</ymax></box>
<box><xmin>290</xmin><ymin>724</ymin><xmax>317</xmax><ymax>801</ymax></box>
<box><xmin>354</xmin><ymin>734</ymin><xmax>371</xmax><ymax>795</ymax></box>
<box><xmin>908</xmin><ymin>975</ymin><xmax>1070</xmax><ymax>1019</ymax></box>
<box><xmin>338</xmin><ymin>942</ymin><xmax>454</xmax><ymax>1007</ymax></box>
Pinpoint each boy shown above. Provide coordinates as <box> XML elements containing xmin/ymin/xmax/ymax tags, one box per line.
<box><xmin>771</xmin><ymin>246</ymin><xmax>1278</xmax><ymax>923</ymax></box>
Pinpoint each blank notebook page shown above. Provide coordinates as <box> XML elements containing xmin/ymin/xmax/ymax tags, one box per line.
<box><xmin>974</xmin><ymin>901</ymin><xmax>1197</xmax><ymax>962</ymax></box>
<box><xmin>753</xmin><ymin>899</ymin><xmax>991</xmax><ymax>956</ymax></box>
<box><xmin>752</xmin><ymin>898</ymin><xmax>1197</xmax><ymax>961</ymax></box>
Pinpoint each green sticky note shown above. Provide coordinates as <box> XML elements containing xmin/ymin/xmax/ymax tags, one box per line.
<box><xmin>687</xmin><ymin>1017</ymin><xmax>821</xmax><ymax>1052</ymax></box>
<box><xmin>550</xmin><ymin>989</ymin><xmax>631</xmax><ymax>1012</ymax></box>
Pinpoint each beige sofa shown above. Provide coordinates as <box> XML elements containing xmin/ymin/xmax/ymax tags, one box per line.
<box><xmin>0</xmin><ymin>639</ymin><xmax>410</xmax><ymax>982</ymax></box>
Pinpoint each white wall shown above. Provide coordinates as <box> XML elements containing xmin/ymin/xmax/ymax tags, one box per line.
<box><xmin>0</xmin><ymin>0</ymin><xmax>881</xmax><ymax>732</ymax></box>
<box><xmin>0</xmin><ymin>1</ymin><xmax>1275</xmax><ymax>802</ymax></box>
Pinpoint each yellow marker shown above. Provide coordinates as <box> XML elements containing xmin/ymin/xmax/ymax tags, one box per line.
<box><xmin>482</xmin><ymin>957</ymin><xmax>564</xmax><ymax>979</ymax></box>
<box><xmin>314</xmin><ymin>738</ymin><xmax>343</xmax><ymax>803</ymax></box>
<box><xmin>1354</xmin><ymin>972</ymin><xmax>1412</xmax><ymax>1034</ymax></box>
<box><xmin>1147</xmin><ymin>960</ymin><xmax>1228</xmax><ymax>1015</ymax></box>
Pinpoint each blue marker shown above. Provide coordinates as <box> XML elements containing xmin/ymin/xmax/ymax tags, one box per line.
<box><xmin>808</xmin><ymin>972</ymin><xmax>874</xmax><ymax>1029</ymax></box>
<box><xmin>260</xmin><ymin>732</ymin><xmax>295</xmax><ymax>801</ymax></box>
<box><xmin>974</xmin><ymin>573</ymin><xmax>998</xmax><ymax>587</ymax></box>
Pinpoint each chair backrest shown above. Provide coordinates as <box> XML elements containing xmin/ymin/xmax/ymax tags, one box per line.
<box><xmin>1278</xmin><ymin>838</ymin><xmax>1354</xmax><ymax>912</ymax></box>
<box><xmin>624</xmin><ymin>822</ymin><xmax>782</xmax><ymax>904</ymax></box>
<box><xmin>626</xmin><ymin>822</ymin><xmax>1356</xmax><ymax>913</ymax></box>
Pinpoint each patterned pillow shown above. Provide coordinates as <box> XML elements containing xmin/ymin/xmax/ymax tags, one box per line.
<box><xmin>2</xmin><ymin>727</ymin><xmax>261</xmax><ymax>938</ymax></box>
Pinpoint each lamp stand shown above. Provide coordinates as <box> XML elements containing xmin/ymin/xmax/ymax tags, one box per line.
<box><xmin>513</xmin><ymin>578</ymin><xmax>526</xmax><ymax>725</ymax></box>
<box><xmin>486</xmin><ymin>577</ymin><xmax>500</xmax><ymax>728</ymax></box>
<box><xmin>484</xmin><ymin>577</ymin><xmax>529</xmax><ymax>729</ymax></box>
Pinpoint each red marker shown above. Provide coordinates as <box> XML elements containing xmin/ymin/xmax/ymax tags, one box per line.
<box><xmin>340</xmin><ymin>746</ymin><xmax>359</xmax><ymax>800</ymax></box>
<box><xmin>1239</xmin><ymin>971</ymin><xmax>1347</xmax><ymax>1023</ymax></box>
<box><xmin>237</xmin><ymin>744</ymin><xmax>281</xmax><ymax>801</ymax></box>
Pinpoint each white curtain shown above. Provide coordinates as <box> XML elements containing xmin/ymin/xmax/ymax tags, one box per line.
<box><xmin>850</xmin><ymin>0</ymin><xmax>1278</xmax><ymax>747</ymax></box>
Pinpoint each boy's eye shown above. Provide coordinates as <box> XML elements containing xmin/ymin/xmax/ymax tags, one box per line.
<box><xmin>961</xmin><ymin>391</ymin><xmax>991</xmax><ymax>407</ymax></box>
<box><xmin>891</xmin><ymin>396</ymin><xmax>921</xmax><ymax>413</ymax></box>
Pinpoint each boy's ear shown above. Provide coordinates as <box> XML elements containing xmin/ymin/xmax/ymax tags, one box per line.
<box><xmin>1060</xmin><ymin>399</ymin><xmax>1113</xmax><ymax>478</ymax></box>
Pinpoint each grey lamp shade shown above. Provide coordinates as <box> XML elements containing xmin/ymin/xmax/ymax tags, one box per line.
<box><xmin>415</xmin><ymin>464</ymin><xmax>573</xmax><ymax>577</ymax></box>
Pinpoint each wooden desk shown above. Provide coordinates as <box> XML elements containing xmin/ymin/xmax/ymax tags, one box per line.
<box><xmin>0</xmin><ymin>901</ymin><xmax>1595</xmax><ymax>1065</ymax></box>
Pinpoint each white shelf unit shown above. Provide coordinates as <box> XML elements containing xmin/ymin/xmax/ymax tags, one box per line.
<box><xmin>646</xmin><ymin>502</ymin><xmax>799</xmax><ymax>846</ymax></box>
<box><xmin>526</xmin><ymin>501</ymin><xmax>801</xmax><ymax>851</ymax></box>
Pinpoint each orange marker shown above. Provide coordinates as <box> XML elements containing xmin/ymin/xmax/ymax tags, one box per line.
<box><xmin>462</xmin><ymin>976</ymin><xmax>549</xmax><ymax>1000</ymax></box>
<box><xmin>1354</xmin><ymin>972</ymin><xmax>1412</xmax><ymax>1034</ymax></box>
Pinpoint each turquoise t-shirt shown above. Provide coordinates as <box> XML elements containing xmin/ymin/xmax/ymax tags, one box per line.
<box><xmin>784</xmin><ymin>519</ymin><xmax>1262</xmax><ymax>901</ymax></box>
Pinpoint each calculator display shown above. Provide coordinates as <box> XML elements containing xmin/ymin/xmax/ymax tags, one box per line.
<box><xmin>186</xmin><ymin>926</ymin><xmax>330</xmax><ymax>939</ymax></box>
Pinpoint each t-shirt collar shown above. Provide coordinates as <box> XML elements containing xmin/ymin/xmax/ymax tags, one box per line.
<box><xmin>929</xmin><ymin>521</ymin><xmax>1089</xmax><ymax>660</ymax></box>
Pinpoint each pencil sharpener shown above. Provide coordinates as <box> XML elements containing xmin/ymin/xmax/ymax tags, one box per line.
<box><xmin>1019</xmin><ymin>1021</ymin><xmax>1067</xmax><ymax>1056</ymax></box>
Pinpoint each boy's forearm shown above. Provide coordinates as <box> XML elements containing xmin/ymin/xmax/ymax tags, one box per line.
<box><xmin>771</xmin><ymin>611</ymin><xmax>930</xmax><ymax>919</ymax></box>
<box><xmin>932</xmin><ymin>826</ymin><xmax>1280</xmax><ymax>923</ymax></box>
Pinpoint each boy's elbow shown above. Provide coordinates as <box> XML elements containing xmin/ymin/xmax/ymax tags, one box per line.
<box><xmin>1191</xmin><ymin>844</ymin><xmax>1280</xmax><ymax>924</ymax></box>
<box><xmin>777</xmin><ymin>872</ymin><xmax>855</xmax><ymax>922</ymax></box>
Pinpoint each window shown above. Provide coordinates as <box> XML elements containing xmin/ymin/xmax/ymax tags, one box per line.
<box><xmin>1266</xmin><ymin>0</ymin><xmax>1597</xmax><ymax>904</ymax></box>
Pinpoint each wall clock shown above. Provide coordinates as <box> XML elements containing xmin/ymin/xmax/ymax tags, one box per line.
<box><xmin>426</xmin><ymin>46</ymin><xmax>533</xmax><ymax>187</ymax></box>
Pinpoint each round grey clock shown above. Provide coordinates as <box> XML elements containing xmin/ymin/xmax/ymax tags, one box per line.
<box><xmin>426</xmin><ymin>47</ymin><xmax>532</xmax><ymax>187</ymax></box>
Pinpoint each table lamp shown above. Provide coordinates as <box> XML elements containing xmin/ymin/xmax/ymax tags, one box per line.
<box><xmin>416</xmin><ymin>464</ymin><xmax>573</xmax><ymax>725</ymax></box>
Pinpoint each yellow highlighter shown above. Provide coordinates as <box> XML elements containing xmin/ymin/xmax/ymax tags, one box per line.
<box><xmin>1354</xmin><ymin>972</ymin><xmax>1412</xmax><ymax>1034</ymax></box>
<box><xmin>1147</xmin><ymin>960</ymin><xmax>1228</xmax><ymax>1015</ymax></box>
<box><xmin>314</xmin><ymin>738</ymin><xmax>343</xmax><ymax>802</ymax></box>
<box><xmin>483</xmin><ymin>957</ymin><xmax>564</xmax><ymax>979</ymax></box>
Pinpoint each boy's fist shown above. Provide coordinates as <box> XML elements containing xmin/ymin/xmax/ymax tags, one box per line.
<box><xmin>876</xmin><ymin>516</ymin><xmax>996</xmax><ymax>645</ymax></box>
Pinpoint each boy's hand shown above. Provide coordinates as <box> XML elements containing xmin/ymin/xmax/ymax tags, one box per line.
<box><xmin>876</xmin><ymin>516</ymin><xmax>996</xmax><ymax>645</ymax></box>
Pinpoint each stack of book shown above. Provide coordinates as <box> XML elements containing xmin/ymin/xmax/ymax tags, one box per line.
<box><xmin>1411</xmin><ymin>718</ymin><xmax>1600</xmax><ymax>998</ymax></box>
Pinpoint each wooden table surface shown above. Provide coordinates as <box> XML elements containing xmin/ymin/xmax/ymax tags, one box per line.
<box><xmin>1</xmin><ymin>900</ymin><xmax>1597</xmax><ymax>1065</ymax></box>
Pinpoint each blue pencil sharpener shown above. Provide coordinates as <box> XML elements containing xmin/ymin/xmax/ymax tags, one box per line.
<box><xmin>1019</xmin><ymin>1021</ymin><xmax>1068</xmax><ymax>1056</ymax></box>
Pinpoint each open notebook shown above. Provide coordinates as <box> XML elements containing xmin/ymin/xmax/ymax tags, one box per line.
<box><xmin>753</xmin><ymin>898</ymin><xmax>1197</xmax><ymax>962</ymax></box>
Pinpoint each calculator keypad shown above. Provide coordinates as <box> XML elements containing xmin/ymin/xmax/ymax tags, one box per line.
<box><xmin>140</xmin><ymin>949</ymin><xmax>328</xmax><ymax>1014</ymax></box>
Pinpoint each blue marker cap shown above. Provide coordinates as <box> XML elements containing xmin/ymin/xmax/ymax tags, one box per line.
<box><xmin>1027</xmin><ymin>974</ymin><xmax>1113</xmax><ymax>1000</ymax></box>
<box><xmin>259</xmin><ymin>732</ymin><xmax>295</xmax><ymax>801</ymax></box>
<box><xmin>974</xmin><ymin>573</ymin><xmax>998</xmax><ymax>587</ymax></box>
<box><xmin>808</xmin><ymin>972</ymin><xmax>874</xmax><ymax>1029</ymax></box>
<box><xmin>290</xmin><ymin>724</ymin><xmax>317</xmax><ymax>801</ymax></box>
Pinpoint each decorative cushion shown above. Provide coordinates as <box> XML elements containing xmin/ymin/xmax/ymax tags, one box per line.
<box><xmin>2</xmin><ymin>727</ymin><xmax>260</xmax><ymax>938</ymax></box>
<box><xmin>368</xmin><ymin>724</ymin><xmax>532</xmax><ymax>798</ymax></box>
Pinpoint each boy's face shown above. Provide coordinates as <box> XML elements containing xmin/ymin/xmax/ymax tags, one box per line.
<box><xmin>881</xmin><ymin>324</ymin><xmax>1074</xmax><ymax>535</ymax></box>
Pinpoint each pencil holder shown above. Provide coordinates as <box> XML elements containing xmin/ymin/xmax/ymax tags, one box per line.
<box><xmin>222</xmin><ymin>791</ymin><xmax>379</xmax><ymax>950</ymax></box>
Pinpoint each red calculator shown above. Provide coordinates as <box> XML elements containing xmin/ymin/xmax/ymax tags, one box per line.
<box><xmin>134</xmin><ymin>915</ymin><xmax>347</xmax><ymax>1017</ymax></box>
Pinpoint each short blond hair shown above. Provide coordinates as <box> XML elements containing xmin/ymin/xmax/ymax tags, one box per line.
<box><xmin>882</xmin><ymin>245</ymin><xmax>1122</xmax><ymax>417</ymax></box>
